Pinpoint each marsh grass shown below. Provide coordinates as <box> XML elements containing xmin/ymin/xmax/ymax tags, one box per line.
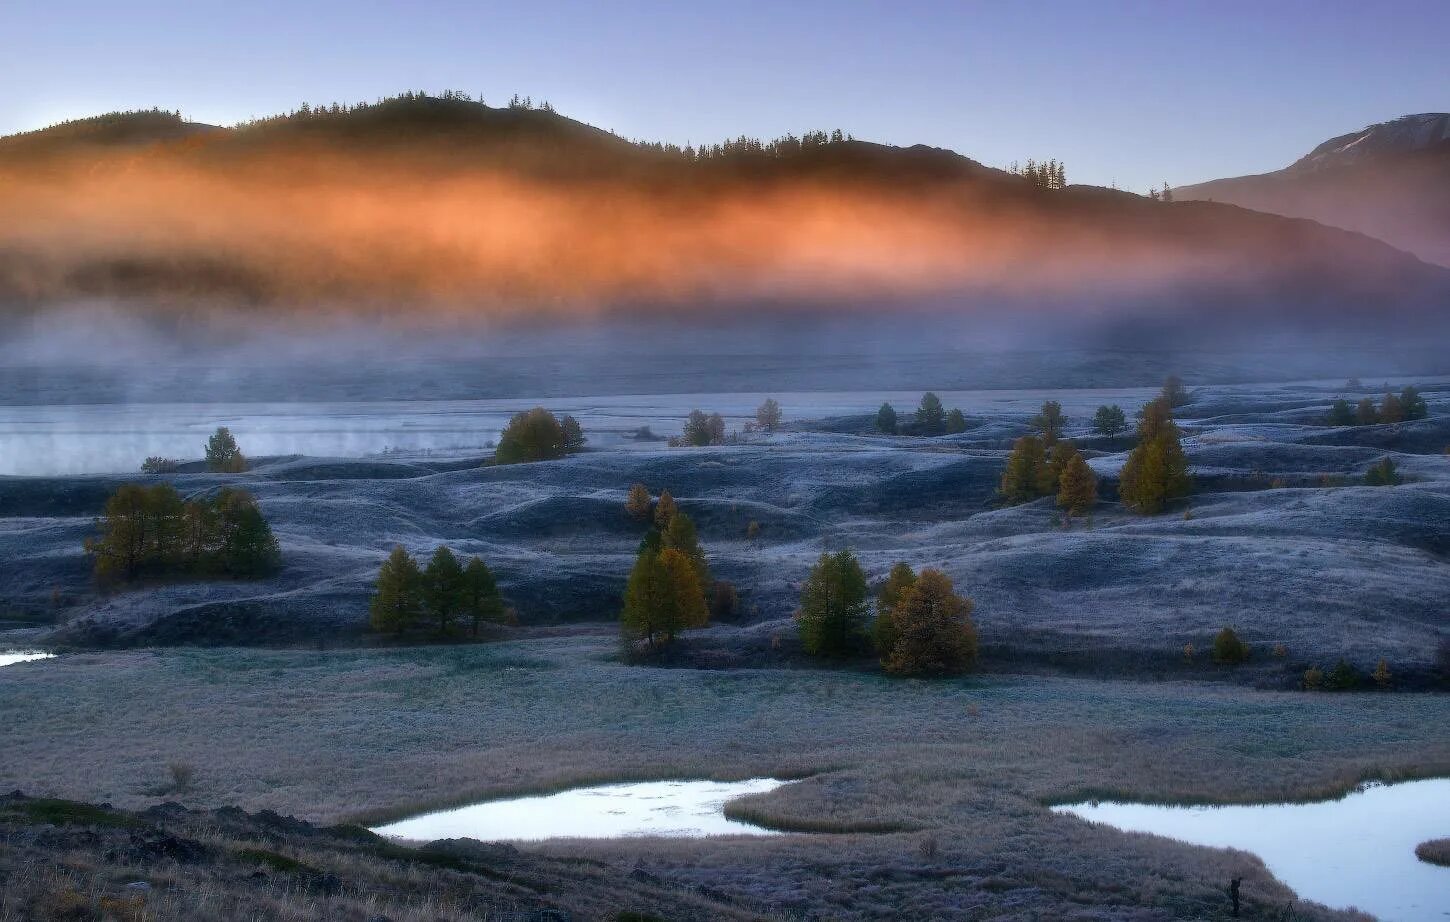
<box><xmin>0</xmin><ymin>638</ymin><xmax>1443</xmax><ymax>920</ymax></box>
<box><xmin>1415</xmin><ymin>837</ymin><xmax>1450</xmax><ymax>866</ymax></box>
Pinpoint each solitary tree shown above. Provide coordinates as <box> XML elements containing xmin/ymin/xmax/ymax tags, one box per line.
<box><xmin>1056</xmin><ymin>449</ymin><xmax>1098</xmax><ymax>517</ymax></box>
<box><xmin>1364</xmin><ymin>457</ymin><xmax>1400</xmax><ymax>486</ymax></box>
<box><xmin>495</xmin><ymin>408</ymin><xmax>576</xmax><ymax>464</ymax></box>
<box><xmin>1326</xmin><ymin>398</ymin><xmax>1355</xmax><ymax>427</ymax></box>
<box><xmin>1212</xmin><ymin>627</ymin><xmax>1250</xmax><ymax>665</ymax></box>
<box><xmin>1092</xmin><ymin>405</ymin><xmax>1127</xmax><ymax>437</ymax></box>
<box><xmin>370</xmin><ymin>546</ymin><xmax>423</xmax><ymax>636</ymax></box>
<box><xmin>880</xmin><ymin>569</ymin><xmax>978</xmax><ymax>676</ymax></box>
<box><xmin>945</xmin><ymin>408</ymin><xmax>967</xmax><ymax>434</ymax></box>
<box><xmin>1030</xmin><ymin>400</ymin><xmax>1066</xmax><ymax>445</ymax></box>
<box><xmin>1119</xmin><ymin>397</ymin><xmax>1192</xmax><ymax>514</ymax></box>
<box><xmin>423</xmin><ymin>546</ymin><xmax>468</xmax><ymax>637</ymax></box>
<box><xmin>205</xmin><ymin>426</ymin><xmax>247</xmax><ymax>473</ymax></box>
<box><xmin>756</xmin><ymin>398</ymin><xmax>783</xmax><ymax>433</ymax></box>
<box><xmin>876</xmin><ymin>402</ymin><xmax>898</xmax><ymax>435</ymax></box>
<box><xmin>796</xmin><ymin>550</ymin><xmax>871</xmax><ymax>657</ymax></box>
<box><xmin>874</xmin><ymin>562</ymin><xmax>917</xmax><ymax>655</ymax></box>
<box><xmin>917</xmin><ymin>392</ymin><xmax>947</xmax><ymax>435</ymax></box>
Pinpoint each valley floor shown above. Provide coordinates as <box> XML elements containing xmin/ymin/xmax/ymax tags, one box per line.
<box><xmin>1</xmin><ymin>638</ymin><xmax>1445</xmax><ymax>919</ymax></box>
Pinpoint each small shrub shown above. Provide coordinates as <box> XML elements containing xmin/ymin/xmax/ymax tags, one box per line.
<box><xmin>168</xmin><ymin>761</ymin><xmax>195</xmax><ymax>792</ymax></box>
<box><xmin>709</xmin><ymin>579</ymin><xmax>738</xmax><ymax>622</ymax></box>
<box><xmin>1372</xmin><ymin>658</ymin><xmax>1392</xmax><ymax>690</ymax></box>
<box><xmin>1302</xmin><ymin>665</ymin><xmax>1324</xmax><ymax>690</ymax></box>
<box><xmin>1416</xmin><ymin>838</ymin><xmax>1450</xmax><ymax>867</ymax></box>
<box><xmin>1325</xmin><ymin>658</ymin><xmax>1360</xmax><ymax>691</ymax></box>
<box><xmin>625</xmin><ymin>483</ymin><xmax>652</xmax><ymax>520</ymax></box>
<box><xmin>1182</xmin><ymin>642</ymin><xmax>1195</xmax><ymax>663</ymax></box>
<box><xmin>141</xmin><ymin>456</ymin><xmax>180</xmax><ymax>474</ymax></box>
<box><xmin>745</xmin><ymin>520</ymin><xmax>761</xmax><ymax>540</ymax></box>
<box><xmin>1364</xmin><ymin>457</ymin><xmax>1400</xmax><ymax>486</ymax></box>
<box><xmin>1272</xmin><ymin>643</ymin><xmax>1287</xmax><ymax>658</ymax></box>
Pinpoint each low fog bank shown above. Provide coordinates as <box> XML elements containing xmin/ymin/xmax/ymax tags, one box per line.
<box><xmin>2</xmin><ymin>301</ymin><xmax>1448</xmax><ymax>407</ymax></box>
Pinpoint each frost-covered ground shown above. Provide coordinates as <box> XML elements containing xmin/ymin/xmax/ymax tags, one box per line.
<box><xmin>1</xmin><ymin>377</ymin><xmax>1447</xmax><ymax>672</ymax></box>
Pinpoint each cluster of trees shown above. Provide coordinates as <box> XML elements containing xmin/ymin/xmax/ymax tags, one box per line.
<box><xmin>86</xmin><ymin>484</ymin><xmax>280</xmax><ymax>584</ymax></box>
<box><xmin>1009</xmin><ymin>159</ymin><xmax>1067</xmax><ymax>190</ymax></box>
<box><xmin>1091</xmin><ymin>404</ymin><xmax>1128</xmax><ymax>436</ymax></box>
<box><xmin>876</xmin><ymin>393</ymin><xmax>967</xmax><ymax>436</ymax></box>
<box><xmin>1147</xmin><ymin>184</ymin><xmax>1174</xmax><ymax>202</ymax></box>
<box><xmin>796</xmin><ymin>551</ymin><xmax>978</xmax><ymax>676</ymax></box>
<box><xmin>1300</xmin><ymin>658</ymin><xmax>1391</xmax><ymax>692</ymax></box>
<box><xmin>1326</xmin><ymin>386</ymin><xmax>1428</xmax><ymax>426</ymax></box>
<box><xmin>620</xmin><ymin>490</ymin><xmax>715</xmax><ymax>648</ymax></box>
<box><xmin>369</xmin><ymin>545</ymin><xmax>508</xmax><ymax>638</ymax></box>
<box><xmin>998</xmin><ymin>401</ymin><xmax>1098</xmax><ymax>516</ymax></box>
<box><xmin>623</xmin><ymin>484</ymin><xmax>738</xmax><ymax>625</ymax></box>
<box><xmin>678</xmin><ymin>410</ymin><xmax>728</xmax><ymax>447</ymax></box>
<box><xmin>494</xmin><ymin>408</ymin><xmax>585</xmax><ymax>464</ymax></box>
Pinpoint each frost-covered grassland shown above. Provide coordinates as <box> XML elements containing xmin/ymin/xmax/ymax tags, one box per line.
<box><xmin>1</xmin><ymin>377</ymin><xmax>1446</xmax><ymax>671</ymax></box>
<box><xmin>0</xmin><ymin>638</ymin><xmax>1445</xmax><ymax>919</ymax></box>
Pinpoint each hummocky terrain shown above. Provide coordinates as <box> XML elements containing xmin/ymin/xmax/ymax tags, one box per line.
<box><xmin>2</xmin><ymin>376</ymin><xmax>1446</xmax><ymax>681</ymax></box>
<box><xmin>1176</xmin><ymin>113</ymin><xmax>1450</xmax><ymax>267</ymax></box>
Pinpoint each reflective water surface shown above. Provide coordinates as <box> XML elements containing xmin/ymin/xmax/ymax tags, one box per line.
<box><xmin>372</xmin><ymin>778</ymin><xmax>787</xmax><ymax>842</ymax></box>
<box><xmin>1054</xmin><ymin>779</ymin><xmax>1450</xmax><ymax>922</ymax></box>
<box><xmin>0</xmin><ymin>651</ymin><xmax>54</xmax><ymax>668</ymax></box>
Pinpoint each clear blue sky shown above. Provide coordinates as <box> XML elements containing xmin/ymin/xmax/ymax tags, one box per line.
<box><xmin>1</xmin><ymin>0</ymin><xmax>1445</xmax><ymax>191</ymax></box>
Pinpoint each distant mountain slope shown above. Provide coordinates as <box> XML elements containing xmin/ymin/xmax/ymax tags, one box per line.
<box><xmin>1175</xmin><ymin>113</ymin><xmax>1450</xmax><ymax>266</ymax></box>
<box><xmin>0</xmin><ymin>95</ymin><xmax>1446</xmax><ymax>319</ymax></box>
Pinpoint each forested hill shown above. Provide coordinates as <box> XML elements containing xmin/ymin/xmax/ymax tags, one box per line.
<box><xmin>0</xmin><ymin>93</ymin><xmax>1446</xmax><ymax>317</ymax></box>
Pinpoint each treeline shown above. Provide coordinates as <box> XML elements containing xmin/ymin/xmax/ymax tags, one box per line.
<box><xmin>1009</xmin><ymin>158</ymin><xmax>1067</xmax><ymax>190</ymax></box>
<box><xmin>369</xmin><ymin>545</ymin><xmax>510</xmax><ymax>639</ymax></box>
<box><xmin>797</xmin><ymin>551</ymin><xmax>978</xmax><ymax>677</ymax></box>
<box><xmin>86</xmin><ymin>484</ymin><xmax>280</xmax><ymax>584</ymax></box>
<box><xmin>1326</xmin><ymin>386</ymin><xmax>1428</xmax><ymax>426</ymax></box>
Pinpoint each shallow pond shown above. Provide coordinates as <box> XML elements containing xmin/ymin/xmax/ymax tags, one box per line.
<box><xmin>1054</xmin><ymin>778</ymin><xmax>1450</xmax><ymax>922</ymax></box>
<box><xmin>0</xmin><ymin>651</ymin><xmax>54</xmax><ymax>668</ymax></box>
<box><xmin>372</xmin><ymin>778</ymin><xmax>787</xmax><ymax>842</ymax></box>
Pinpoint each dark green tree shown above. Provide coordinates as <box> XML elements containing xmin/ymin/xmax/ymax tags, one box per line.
<box><xmin>1399</xmin><ymin>386</ymin><xmax>1428</xmax><ymax>421</ymax></box>
<box><xmin>1030</xmin><ymin>400</ymin><xmax>1066</xmax><ymax>445</ymax></box>
<box><xmin>560</xmin><ymin>415</ymin><xmax>586</xmax><ymax>453</ymax></box>
<box><xmin>463</xmin><ymin>556</ymin><xmax>506</xmax><ymax>636</ymax></box>
<box><xmin>917</xmin><ymin>392</ymin><xmax>946</xmax><ymax>435</ymax></box>
<box><xmin>1325</xmin><ymin>658</ymin><xmax>1360</xmax><ymax>691</ymax></box>
<box><xmin>1212</xmin><ymin>627</ymin><xmax>1250</xmax><ymax>665</ymax></box>
<box><xmin>796</xmin><ymin>550</ymin><xmax>871</xmax><ymax>657</ymax></box>
<box><xmin>214</xmin><ymin>488</ymin><xmax>281</xmax><ymax>577</ymax></box>
<box><xmin>945</xmin><ymin>408</ymin><xmax>967</xmax><ymax>434</ymax></box>
<box><xmin>423</xmin><ymin>546</ymin><xmax>468</xmax><ymax>637</ymax></box>
<box><xmin>1092</xmin><ymin>405</ymin><xmax>1127</xmax><ymax>437</ymax></box>
<box><xmin>1326</xmin><ymin>398</ymin><xmax>1355</xmax><ymax>426</ymax></box>
<box><xmin>1364</xmin><ymin>457</ymin><xmax>1400</xmax><ymax>486</ymax></box>
<box><xmin>876</xmin><ymin>402</ymin><xmax>898</xmax><ymax>434</ymax></box>
<box><xmin>205</xmin><ymin>426</ymin><xmax>247</xmax><ymax>473</ymax></box>
<box><xmin>682</xmin><ymin>410</ymin><xmax>714</xmax><ymax>446</ymax></box>
<box><xmin>1355</xmin><ymin>397</ymin><xmax>1379</xmax><ymax>425</ymax></box>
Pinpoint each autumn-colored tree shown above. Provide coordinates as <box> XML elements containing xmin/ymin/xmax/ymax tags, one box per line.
<box><xmin>370</xmin><ymin>546</ymin><xmax>423</xmax><ymax>636</ymax></box>
<box><xmin>796</xmin><ymin>550</ymin><xmax>871</xmax><ymax>657</ymax></box>
<box><xmin>1355</xmin><ymin>397</ymin><xmax>1379</xmax><ymax>425</ymax></box>
<box><xmin>621</xmin><ymin>545</ymin><xmax>708</xmax><ymax>647</ymax></box>
<box><xmin>756</xmin><ymin>398</ymin><xmax>783</xmax><ymax>433</ymax></box>
<box><xmin>881</xmin><ymin>569</ymin><xmax>978</xmax><ymax>676</ymax></box>
<box><xmin>664</xmin><ymin>511</ymin><xmax>710</xmax><ymax>590</ymax></box>
<box><xmin>876</xmin><ymin>402</ymin><xmax>898</xmax><ymax>434</ymax></box>
<box><xmin>916</xmin><ymin>392</ymin><xmax>946</xmax><ymax>435</ymax></box>
<box><xmin>1119</xmin><ymin>397</ymin><xmax>1191</xmax><ymax>514</ymax></box>
<box><xmin>1212</xmin><ymin>627</ymin><xmax>1249</xmax><ymax>665</ymax></box>
<box><xmin>1379</xmin><ymin>392</ymin><xmax>1405</xmax><ymax>424</ymax></box>
<box><xmin>999</xmin><ymin>435</ymin><xmax>1048</xmax><ymax>504</ymax></box>
<box><xmin>1030</xmin><ymin>400</ymin><xmax>1066</xmax><ymax>445</ymax></box>
<box><xmin>625</xmin><ymin>483</ymin><xmax>653</xmax><ymax>520</ymax></box>
<box><xmin>874</xmin><ymin>561</ymin><xmax>917</xmax><ymax>655</ymax></box>
<box><xmin>1161</xmin><ymin>375</ymin><xmax>1191</xmax><ymax>408</ymax></box>
<box><xmin>495</xmin><ymin>408</ymin><xmax>578</xmax><ymax>464</ymax></box>
<box><xmin>1092</xmin><ymin>405</ymin><xmax>1127</xmax><ymax>437</ymax></box>
<box><xmin>1055</xmin><ymin>448</ymin><xmax>1098</xmax><ymax>517</ymax></box>
<box><xmin>205</xmin><ymin>426</ymin><xmax>247</xmax><ymax>473</ymax></box>
<box><xmin>1372</xmin><ymin>658</ymin><xmax>1393</xmax><ymax>690</ymax></box>
<box><xmin>653</xmin><ymin>489</ymin><xmax>678</xmax><ymax>529</ymax></box>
